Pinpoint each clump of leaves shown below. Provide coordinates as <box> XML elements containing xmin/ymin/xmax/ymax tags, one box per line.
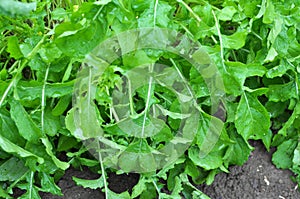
<box><xmin>0</xmin><ymin>0</ymin><xmax>299</xmax><ymax>199</ymax></box>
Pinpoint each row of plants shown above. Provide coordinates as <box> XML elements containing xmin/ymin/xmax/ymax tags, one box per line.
<box><xmin>0</xmin><ymin>0</ymin><xmax>299</xmax><ymax>198</ymax></box>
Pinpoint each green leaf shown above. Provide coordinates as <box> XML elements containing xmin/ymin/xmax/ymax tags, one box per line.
<box><xmin>167</xmin><ymin>164</ymin><xmax>184</xmax><ymax>192</ymax></box>
<box><xmin>192</xmin><ymin>190</ymin><xmax>211</xmax><ymax>199</ymax></box>
<box><xmin>139</xmin><ymin>182</ymin><xmax>157</xmax><ymax>199</ymax></box>
<box><xmin>184</xmin><ymin>159</ymin><xmax>201</xmax><ymax>184</ymax></box>
<box><xmin>0</xmin><ymin>157</ymin><xmax>28</xmax><ymax>181</ymax></box>
<box><xmin>195</xmin><ymin>113</ymin><xmax>226</xmax><ymax>157</ymax></box>
<box><xmin>66</xmin><ymin>106</ymin><xmax>103</xmax><ymax>140</ymax></box>
<box><xmin>16</xmin><ymin>80</ymin><xmax>74</xmax><ymax>101</ymax></box>
<box><xmin>292</xmin><ymin>143</ymin><xmax>300</xmax><ymax>170</ymax></box>
<box><xmin>65</xmin><ymin>108</ymin><xmax>77</xmax><ymax>137</ymax></box>
<box><xmin>190</xmin><ymin>67</ymin><xmax>210</xmax><ymax>98</ymax></box>
<box><xmin>31</xmin><ymin>108</ymin><xmax>61</xmax><ymax>137</ymax></box>
<box><xmin>218</xmin><ymin>6</ymin><xmax>237</xmax><ymax>21</ymax></box>
<box><xmin>138</xmin><ymin>0</ymin><xmax>173</xmax><ymax>28</ymax></box>
<box><xmin>40</xmin><ymin>172</ymin><xmax>62</xmax><ymax>196</ymax></box>
<box><xmin>152</xmin><ymin>123</ymin><xmax>173</xmax><ymax>144</ymax></box>
<box><xmin>52</xmin><ymin>95</ymin><xmax>72</xmax><ymax>116</ymax></box>
<box><xmin>73</xmin><ymin>176</ymin><xmax>104</xmax><ymax>189</ymax></box>
<box><xmin>51</xmin><ymin>8</ymin><xmax>67</xmax><ymax>21</ymax></box>
<box><xmin>0</xmin><ymin>135</ymin><xmax>43</xmax><ymax>163</ymax></box>
<box><xmin>0</xmin><ymin>69</ymin><xmax>8</xmax><ymax>81</ymax></box>
<box><xmin>18</xmin><ymin>186</ymin><xmax>40</xmax><ymax>199</ymax></box>
<box><xmin>205</xmin><ymin>169</ymin><xmax>219</xmax><ymax>185</ymax></box>
<box><xmin>70</xmin><ymin>65</ymin><xmax>104</xmax><ymax>139</ymax></box>
<box><xmin>235</xmin><ymin>92</ymin><xmax>270</xmax><ymax>140</ymax></box>
<box><xmin>265</xmin><ymin>101</ymin><xmax>288</xmax><ymax>118</ymax></box>
<box><xmin>267</xmin><ymin>18</ymin><xmax>283</xmax><ymax>45</ymax></box>
<box><xmin>54</xmin><ymin>22</ymin><xmax>84</xmax><ymax>38</ymax></box>
<box><xmin>226</xmin><ymin>61</ymin><xmax>266</xmax><ymax>89</ymax></box>
<box><xmin>263</xmin><ymin>0</ymin><xmax>275</xmax><ymax>24</ymax></box>
<box><xmin>108</xmin><ymin>189</ymin><xmax>131</xmax><ymax>199</ymax></box>
<box><xmin>266</xmin><ymin>59</ymin><xmax>294</xmax><ymax>78</ymax></box>
<box><xmin>0</xmin><ymin>108</ymin><xmax>26</xmax><ymax>145</ymax></box>
<box><xmin>188</xmin><ymin>146</ymin><xmax>223</xmax><ymax>170</ymax></box>
<box><xmin>223</xmin><ymin>129</ymin><xmax>252</xmax><ymax>166</ymax></box>
<box><xmin>38</xmin><ymin>43</ymin><xmax>62</xmax><ymax>63</ymax></box>
<box><xmin>10</xmin><ymin>100</ymin><xmax>43</xmax><ymax>143</ymax></box>
<box><xmin>0</xmin><ymin>186</ymin><xmax>11</xmax><ymax>198</ymax></box>
<box><xmin>18</xmin><ymin>172</ymin><xmax>41</xmax><ymax>199</ymax></box>
<box><xmin>122</xmin><ymin>50</ymin><xmax>156</xmax><ymax>68</ymax></box>
<box><xmin>180</xmin><ymin>173</ymin><xmax>211</xmax><ymax>199</ymax></box>
<box><xmin>222</xmin><ymin>73</ymin><xmax>242</xmax><ymax>96</ymax></box>
<box><xmin>272</xmin><ymin>139</ymin><xmax>297</xmax><ymax>169</ymax></box>
<box><xmin>239</xmin><ymin>0</ymin><xmax>261</xmax><ymax>18</ymax></box>
<box><xmin>278</xmin><ymin>103</ymin><xmax>300</xmax><ymax>136</ymax></box>
<box><xmin>55</xmin><ymin>20</ymin><xmax>104</xmax><ymax>58</ymax></box>
<box><xmin>261</xmin><ymin>129</ymin><xmax>273</xmax><ymax>151</ymax></box>
<box><xmin>222</xmin><ymin>30</ymin><xmax>248</xmax><ymax>49</ymax></box>
<box><xmin>105</xmin><ymin>116</ymin><xmax>168</xmax><ymax>138</ymax></box>
<box><xmin>78</xmin><ymin>158</ymin><xmax>99</xmax><ymax>167</ymax></box>
<box><xmin>264</xmin><ymin>47</ymin><xmax>278</xmax><ymax>62</ymax></box>
<box><xmin>267</xmin><ymin>81</ymin><xmax>298</xmax><ymax>102</ymax></box>
<box><xmin>171</xmin><ymin>176</ymin><xmax>183</xmax><ymax>196</ymax></box>
<box><xmin>0</xmin><ymin>0</ymin><xmax>36</xmax><ymax>17</ymax></box>
<box><xmin>41</xmin><ymin>138</ymin><xmax>69</xmax><ymax>170</ymax></box>
<box><xmin>42</xmin><ymin>109</ymin><xmax>61</xmax><ymax>137</ymax></box>
<box><xmin>118</xmin><ymin>140</ymin><xmax>157</xmax><ymax>172</ymax></box>
<box><xmin>25</xmin><ymin>142</ymin><xmax>58</xmax><ymax>173</ymax></box>
<box><xmin>27</xmin><ymin>54</ymin><xmax>47</xmax><ymax>72</ymax></box>
<box><xmin>57</xmin><ymin>135</ymin><xmax>78</xmax><ymax>152</ymax></box>
<box><xmin>132</xmin><ymin>177</ymin><xmax>147</xmax><ymax>198</ymax></box>
<box><xmin>6</xmin><ymin>36</ymin><xmax>23</xmax><ymax>59</ymax></box>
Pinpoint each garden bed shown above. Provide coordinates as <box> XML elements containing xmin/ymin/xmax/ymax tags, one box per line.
<box><xmin>1</xmin><ymin>1</ymin><xmax>300</xmax><ymax>198</ymax></box>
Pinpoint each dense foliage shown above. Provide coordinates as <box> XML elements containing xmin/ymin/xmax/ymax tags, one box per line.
<box><xmin>0</xmin><ymin>0</ymin><xmax>300</xmax><ymax>198</ymax></box>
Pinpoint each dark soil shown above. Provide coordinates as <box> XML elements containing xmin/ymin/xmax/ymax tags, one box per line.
<box><xmin>40</xmin><ymin>167</ymin><xmax>104</xmax><ymax>199</ymax></box>
<box><xmin>39</xmin><ymin>167</ymin><xmax>140</xmax><ymax>199</ymax></box>
<box><xmin>39</xmin><ymin>141</ymin><xmax>300</xmax><ymax>199</ymax></box>
<box><xmin>199</xmin><ymin>141</ymin><xmax>300</xmax><ymax>199</ymax></box>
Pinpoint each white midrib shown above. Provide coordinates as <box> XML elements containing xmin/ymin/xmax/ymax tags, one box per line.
<box><xmin>141</xmin><ymin>74</ymin><xmax>153</xmax><ymax>138</ymax></box>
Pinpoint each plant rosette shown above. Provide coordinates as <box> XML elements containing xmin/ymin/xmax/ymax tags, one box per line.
<box><xmin>66</xmin><ymin>27</ymin><xmax>226</xmax><ymax>173</ymax></box>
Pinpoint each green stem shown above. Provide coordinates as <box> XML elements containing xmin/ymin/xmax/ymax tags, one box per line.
<box><xmin>153</xmin><ymin>0</ymin><xmax>159</xmax><ymax>26</ymax></box>
<box><xmin>152</xmin><ymin>180</ymin><xmax>161</xmax><ymax>199</ymax></box>
<box><xmin>212</xmin><ymin>10</ymin><xmax>227</xmax><ymax>73</ymax></box>
<box><xmin>29</xmin><ymin>171</ymin><xmax>34</xmax><ymax>198</ymax></box>
<box><xmin>141</xmin><ymin>64</ymin><xmax>154</xmax><ymax>139</ymax></box>
<box><xmin>128</xmin><ymin>78</ymin><xmax>135</xmax><ymax>115</ymax></box>
<box><xmin>97</xmin><ymin>141</ymin><xmax>108</xmax><ymax>199</ymax></box>
<box><xmin>93</xmin><ymin>5</ymin><xmax>105</xmax><ymax>21</ymax></box>
<box><xmin>41</xmin><ymin>65</ymin><xmax>50</xmax><ymax>134</ymax></box>
<box><xmin>177</xmin><ymin>0</ymin><xmax>201</xmax><ymax>23</ymax></box>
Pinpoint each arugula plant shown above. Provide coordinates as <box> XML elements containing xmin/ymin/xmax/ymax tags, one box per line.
<box><xmin>0</xmin><ymin>0</ymin><xmax>299</xmax><ymax>198</ymax></box>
